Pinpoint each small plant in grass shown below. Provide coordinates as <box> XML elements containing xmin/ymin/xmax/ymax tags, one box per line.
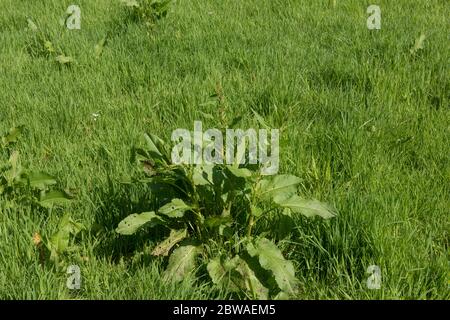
<box><xmin>33</xmin><ymin>213</ymin><xmax>86</xmax><ymax>268</ymax></box>
<box><xmin>0</xmin><ymin>126</ymin><xmax>73</xmax><ymax>209</ymax></box>
<box><xmin>25</xmin><ymin>18</ymin><xmax>73</xmax><ymax>65</ymax></box>
<box><xmin>116</xmin><ymin>133</ymin><xmax>336</xmax><ymax>299</ymax></box>
<box><xmin>121</xmin><ymin>0</ymin><xmax>172</xmax><ymax>29</ymax></box>
<box><xmin>1</xmin><ymin>127</ymin><xmax>81</xmax><ymax>268</ymax></box>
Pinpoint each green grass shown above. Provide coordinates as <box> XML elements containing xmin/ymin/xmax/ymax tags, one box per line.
<box><xmin>0</xmin><ymin>0</ymin><xmax>449</xmax><ymax>299</ymax></box>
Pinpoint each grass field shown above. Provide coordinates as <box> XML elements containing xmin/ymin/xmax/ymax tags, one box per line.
<box><xmin>0</xmin><ymin>0</ymin><xmax>449</xmax><ymax>299</ymax></box>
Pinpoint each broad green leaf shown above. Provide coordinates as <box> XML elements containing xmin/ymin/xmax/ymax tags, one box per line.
<box><xmin>48</xmin><ymin>213</ymin><xmax>84</xmax><ymax>258</ymax></box>
<box><xmin>4</xmin><ymin>151</ymin><xmax>23</xmax><ymax>184</ymax></box>
<box><xmin>251</xmin><ymin>205</ymin><xmax>263</xmax><ymax>217</ymax></box>
<box><xmin>274</xmin><ymin>195</ymin><xmax>336</xmax><ymax>219</ymax></box>
<box><xmin>158</xmin><ymin>198</ymin><xmax>191</xmax><ymax>218</ymax></box>
<box><xmin>410</xmin><ymin>33</ymin><xmax>426</xmax><ymax>54</ymax></box>
<box><xmin>192</xmin><ymin>164</ymin><xmax>214</xmax><ymax>185</ymax></box>
<box><xmin>226</xmin><ymin>166</ymin><xmax>252</xmax><ymax>178</ymax></box>
<box><xmin>94</xmin><ymin>36</ymin><xmax>107</xmax><ymax>57</ymax></box>
<box><xmin>39</xmin><ymin>190</ymin><xmax>73</xmax><ymax>207</ymax></box>
<box><xmin>207</xmin><ymin>255</ymin><xmax>241</xmax><ymax>292</ymax></box>
<box><xmin>234</xmin><ymin>256</ymin><xmax>269</xmax><ymax>299</ymax></box>
<box><xmin>152</xmin><ymin>229</ymin><xmax>187</xmax><ymax>256</ymax></box>
<box><xmin>274</xmin><ymin>291</ymin><xmax>290</xmax><ymax>300</ymax></box>
<box><xmin>257</xmin><ymin>174</ymin><xmax>301</xmax><ymax>201</ymax></box>
<box><xmin>116</xmin><ymin>211</ymin><xmax>161</xmax><ymax>235</ymax></box>
<box><xmin>144</xmin><ymin>133</ymin><xmax>164</xmax><ymax>157</ymax></box>
<box><xmin>9</xmin><ymin>150</ymin><xmax>20</xmax><ymax>169</ymax></box>
<box><xmin>49</xmin><ymin>229</ymin><xmax>69</xmax><ymax>253</ymax></box>
<box><xmin>207</xmin><ymin>256</ymin><xmax>239</xmax><ymax>292</ymax></box>
<box><xmin>27</xmin><ymin>171</ymin><xmax>57</xmax><ymax>190</ymax></box>
<box><xmin>164</xmin><ymin>245</ymin><xmax>200</xmax><ymax>282</ymax></box>
<box><xmin>2</xmin><ymin>125</ymin><xmax>24</xmax><ymax>146</ymax></box>
<box><xmin>55</xmin><ymin>54</ymin><xmax>73</xmax><ymax>65</ymax></box>
<box><xmin>121</xmin><ymin>0</ymin><xmax>139</xmax><ymax>7</ymax></box>
<box><xmin>142</xmin><ymin>132</ymin><xmax>170</xmax><ymax>165</ymax></box>
<box><xmin>207</xmin><ymin>255</ymin><xmax>268</xmax><ymax>299</ymax></box>
<box><xmin>27</xmin><ymin>18</ymin><xmax>38</xmax><ymax>31</ymax></box>
<box><xmin>247</xmin><ymin>238</ymin><xmax>298</xmax><ymax>295</ymax></box>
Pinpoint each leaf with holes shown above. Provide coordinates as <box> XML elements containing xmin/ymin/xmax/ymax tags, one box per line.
<box><xmin>116</xmin><ymin>211</ymin><xmax>162</xmax><ymax>235</ymax></box>
<box><xmin>158</xmin><ymin>198</ymin><xmax>191</xmax><ymax>218</ymax></box>
<box><xmin>193</xmin><ymin>164</ymin><xmax>214</xmax><ymax>185</ymax></box>
<box><xmin>152</xmin><ymin>229</ymin><xmax>188</xmax><ymax>256</ymax></box>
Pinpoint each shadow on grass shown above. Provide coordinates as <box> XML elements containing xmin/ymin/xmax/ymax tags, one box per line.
<box><xmin>91</xmin><ymin>176</ymin><xmax>179</xmax><ymax>266</ymax></box>
<box><xmin>287</xmin><ymin>208</ymin><xmax>379</xmax><ymax>286</ymax></box>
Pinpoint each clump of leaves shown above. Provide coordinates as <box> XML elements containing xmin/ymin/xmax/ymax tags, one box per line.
<box><xmin>121</xmin><ymin>0</ymin><xmax>172</xmax><ymax>29</ymax></box>
<box><xmin>0</xmin><ymin>126</ymin><xmax>73</xmax><ymax>208</ymax></box>
<box><xmin>25</xmin><ymin>18</ymin><xmax>73</xmax><ymax>65</ymax></box>
<box><xmin>116</xmin><ymin>132</ymin><xmax>336</xmax><ymax>299</ymax></box>
<box><xmin>33</xmin><ymin>213</ymin><xmax>86</xmax><ymax>267</ymax></box>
